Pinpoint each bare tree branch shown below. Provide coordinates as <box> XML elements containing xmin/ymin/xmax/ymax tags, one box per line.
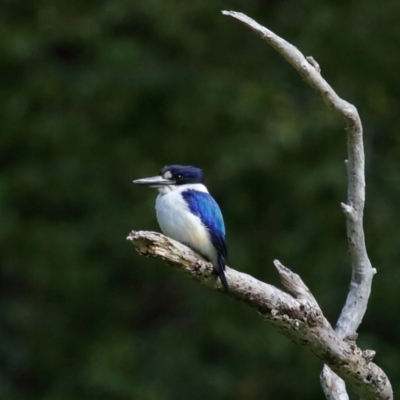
<box><xmin>127</xmin><ymin>231</ymin><xmax>392</xmax><ymax>400</ymax></box>
<box><xmin>221</xmin><ymin>10</ymin><xmax>381</xmax><ymax>399</ymax></box>
<box><xmin>129</xmin><ymin>11</ymin><xmax>392</xmax><ymax>400</ymax></box>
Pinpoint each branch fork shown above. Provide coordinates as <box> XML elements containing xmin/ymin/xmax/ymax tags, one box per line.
<box><xmin>128</xmin><ymin>230</ymin><xmax>391</xmax><ymax>399</ymax></box>
<box><xmin>129</xmin><ymin>10</ymin><xmax>392</xmax><ymax>400</ymax></box>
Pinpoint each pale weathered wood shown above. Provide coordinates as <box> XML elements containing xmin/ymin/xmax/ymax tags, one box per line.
<box><xmin>221</xmin><ymin>10</ymin><xmax>384</xmax><ymax>399</ymax></box>
<box><xmin>128</xmin><ymin>231</ymin><xmax>392</xmax><ymax>400</ymax></box>
<box><xmin>128</xmin><ymin>11</ymin><xmax>393</xmax><ymax>400</ymax></box>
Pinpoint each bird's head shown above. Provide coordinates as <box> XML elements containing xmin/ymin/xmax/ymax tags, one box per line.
<box><xmin>133</xmin><ymin>165</ymin><xmax>204</xmax><ymax>191</ymax></box>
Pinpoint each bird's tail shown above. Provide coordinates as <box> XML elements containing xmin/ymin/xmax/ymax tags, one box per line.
<box><xmin>217</xmin><ymin>254</ymin><xmax>229</xmax><ymax>292</ymax></box>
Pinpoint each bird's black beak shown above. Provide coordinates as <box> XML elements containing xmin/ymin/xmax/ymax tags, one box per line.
<box><xmin>133</xmin><ymin>175</ymin><xmax>175</xmax><ymax>187</ymax></box>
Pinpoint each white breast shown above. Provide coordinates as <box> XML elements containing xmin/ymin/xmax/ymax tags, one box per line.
<box><xmin>155</xmin><ymin>184</ymin><xmax>218</xmax><ymax>265</ymax></box>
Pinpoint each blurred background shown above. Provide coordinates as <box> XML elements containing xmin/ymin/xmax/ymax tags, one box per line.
<box><xmin>1</xmin><ymin>0</ymin><xmax>399</xmax><ymax>399</ymax></box>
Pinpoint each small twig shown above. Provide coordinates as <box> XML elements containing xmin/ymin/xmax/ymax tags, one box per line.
<box><xmin>306</xmin><ymin>56</ymin><xmax>321</xmax><ymax>73</ymax></box>
<box><xmin>273</xmin><ymin>259</ymin><xmax>319</xmax><ymax>309</ymax></box>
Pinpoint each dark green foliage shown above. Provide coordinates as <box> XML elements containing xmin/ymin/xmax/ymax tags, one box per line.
<box><xmin>1</xmin><ymin>1</ymin><xmax>399</xmax><ymax>399</ymax></box>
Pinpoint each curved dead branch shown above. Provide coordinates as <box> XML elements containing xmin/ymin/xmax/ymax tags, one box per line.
<box><xmin>129</xmin><ymin>11</ymin><xmax>392</xmax><ymax>400</ymax></box>
<box><xmin>221</xmin><ymin>10</ymin><xmax>382</xmax><ymax>399</ymax></box>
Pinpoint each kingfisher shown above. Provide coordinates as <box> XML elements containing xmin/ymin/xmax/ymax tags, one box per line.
<box><xmin>133</xmin><ymin>165</ymin><xmax>229</xmax><ymax>291</ymax></box>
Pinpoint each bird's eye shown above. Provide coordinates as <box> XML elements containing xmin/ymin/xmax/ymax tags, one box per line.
<box><xmin>177</xmin><ymin>174</ymin><xmax>182</xmax><ymax>181</ymax></box>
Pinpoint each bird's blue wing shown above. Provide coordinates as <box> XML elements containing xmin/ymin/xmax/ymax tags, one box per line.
<box><xmin>181</xmin><ymin>189</ymin><xmax>227</xmax><ymax>258</ymax></box>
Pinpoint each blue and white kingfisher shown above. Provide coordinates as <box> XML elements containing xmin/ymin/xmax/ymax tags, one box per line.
<box><xmin>133</xmin><ymin>165</ymin><xmax>229</xmax><ymax>291</ymax></box>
